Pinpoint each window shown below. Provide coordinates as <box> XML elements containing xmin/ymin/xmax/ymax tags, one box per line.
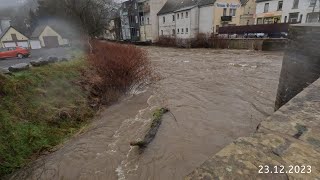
<box><xmin>140</xmin><ymin>16</ymin><xmax>144</xmax><ymax>25</ymax></box>
<box><xmin>172</xmin><ymin>29</ymin><xmax>175</xmax><ymax>35</ymax></box>
<box><xmin>147</xmin><ymin>18</ymin><xmax>150</xmax><ymax>24</ymax></box>
<box><xmin>264</xmin><ymin>3</ymin><xmax>269</xmax><ymax>13</ymax></box>
<box><xmin>181</xmin><ymin>13</ymin><xmax>184</xmax><ymax>19</ymax></box>
<box><xmin>11</xmin><ymin>34</ymin><xmax>17</xmax><ymax>41</ymax></box>
<box><xmin>216</xmin><ymin>25</ymin><xmax>219</xmax><ymax>33</ymax></box>
<box><xmin>163</xmin><ymin>16</ymin><xmax>165</xmax><ymax>23</ymax></box>
<box><xmin>186</xmin><ymin>12</ymin><xmax>188</xmax><ymax>18</ymax></box>
<box><xmin>186</xmin><ymin>28</ymin><xmax>188</xmax><ymax>34</ymax></box>
<box><xmin>277</xmin><ymin>1</ymin><xmax>283</xmax><ymax>11</ymax></box>
<box><xmin>181</xmin><ymin>28</ymin><xmax>184</xmax><ymax>34</ymax></box>
<box><xmin>292</xmin><ymin>0</ymin><xmax>299</xmax><ymax>9</ymax></box>
<box><xmin>173</xmin><ymin>15</ymin><xmax>175</xmax><ymax>22</ymax></box>
<box><xmin>177</xmin><ymin>29</ymin><xmax>179</xmax><ymax>34</ymax></box>
<box><xmin>229</xmin><ymin>9</ymin><xmax>236</xmax><ymax>16</ymax></box>
<box><xmin>257</xmin><ymin>18</ymin><xmax>263</xmax><ymax>24</ymax></box>
<box><xmin>306</xmin><ymin>12</ymin><xmax>320</xmax><ymax>23</ymax></box>
<box><xmin>135</xmin><ymin>3</ymin><xmax>137</xmax><ymax>9</ymax></box>
<box><xmin>289</xmin><ymin>12</ymin><xmax>299</xmax><ymax>23</ymax></box>
<box><xmin>299</xmin><ymin>14</ymin><xmax>303</xmax><ymax>23</ymax></box>
<box><xmin>223</xmin><ymin>8</ymin><xmax>227</xmax><ymax>16</ymax></box>
<box><xmin>123</xmin><ymin>3</ymin><xmax>126</xmax><ymax>8</ymax></box>
<box><xmin>284</xmin><ymin>16</ymin><xmax>287</xmax><ymax>23</ymax></box>
<box><xmin>310</xmin><ymin>0</ymin><xmax>316</xmax><ymax>7</ymax></box>
<box><xmin>161</xmin><ymin>30</ymin><xmax>163</xmax><ymax>35</ymax></box>
<box><xmin>177</xmin><ymin>14</ymin><xmax>179</xmax><ymax>19</ymax></box>
<box><xmin>137</xmin><ymin>30</ymin><xmax>139</xmax><ymax>36</ymax></box>
<box><xmin>247</xmin><ymin>20</ymin><xmax>249</xmax><ymax>25</ymax></box>
<box><xmin>135</xmin><ymin>16</ymin><xmax>138</xmax><ymax>23</ymax></box>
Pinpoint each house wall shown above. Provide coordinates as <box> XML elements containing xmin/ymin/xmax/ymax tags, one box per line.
<box><xmin>0</xmin><ymin>27</ymin><xmax>28</xmax><ymax>48</ymax></box>
<box><xmin>199</xmin><ymin>5</ymin><xmax>214</xmax><ymax>35</ymax></box>
<box><xmin>281</xmin><ymin>0</ymin><xmax>320</xmax><ymax>23</ymax></box>
<box><xmin>38</xmin><ymin>26</ymin><xmax>65</xmax><ymax>47</ymax></box>
<box><xmin>213</xmin><ymin>0</ymin><xmax>242</xmax><ymax>33</ymax></box>
<box><xmin>239</xmin><ymin>0</ymin><xmax>256</xmax><ymax>25</ymax></box>
<box><xmin>175</xmin><ymin>9</ymin><xmax>193</xmax><ymax>39</ymax></box>
<box><xmin>255</xmin><ymin>0</ymin><xmax>283</xmax><ymax>24</ymax></box>
<box><xmin>150</xmin><ymin>0</ymin><xmax>167</xmax><ymax>42</ymax></box>
<box><xmin>140</xmin><ymin>11</ymin><xmax>153</xmax><ymax>41</ymax></box>
<box><xmin>159</xmin><ymin>13</ymin><xmax>176</xmax><ymax>36</ymax></box>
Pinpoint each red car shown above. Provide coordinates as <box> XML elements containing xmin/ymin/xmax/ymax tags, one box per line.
<box><xmin>0</xmin><ymin>47</ymin><xmax>30</xmax><ymax>59</ymax></box>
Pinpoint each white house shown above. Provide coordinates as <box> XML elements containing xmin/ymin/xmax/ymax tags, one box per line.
<box><xmin>158</xmin><ymin>0</ymin><xmax>215</xmax><ymax>39</ymax></box>
<box><xmin>281</xmin><ymin>0</ymin><xmax>320</xmax><ymax>23</ymax></box>
<box><xmin>255</xmin><ymin>0</ymin><xmax>283</xmax><ymax>24</ymax></box>
<box><xmin>0</xmin><ymin>26</ymin><xmax>29</xmax><ymax>48</ymax></box>
<box><xmin>30</xmin><ymin>25</ymin><xmax>69</xmax><ymax>49</ymax></box>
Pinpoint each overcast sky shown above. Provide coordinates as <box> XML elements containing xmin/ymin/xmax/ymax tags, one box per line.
<box><xmin>0</xmin><ymin>0</ymin><xmax>25</xmax><ymax>8</ymax></box>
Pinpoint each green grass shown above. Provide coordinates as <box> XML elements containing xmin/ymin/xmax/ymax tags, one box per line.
<box><xmin>0</xmin><ymin>60</ymin><xmax>94</xmax><ymax>177</ymax></box>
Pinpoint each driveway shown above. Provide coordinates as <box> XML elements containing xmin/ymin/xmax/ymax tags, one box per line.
<box><xmin>0</xmin><ymin>47</ymin><xmax>73</xmax><ymax>68</ymax></box>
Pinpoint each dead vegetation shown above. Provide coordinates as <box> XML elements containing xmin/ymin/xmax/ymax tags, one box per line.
<box><xmin>84</xmin><ymin>40</ymin><xmax>153</xmax><ymax>105</ymax></box>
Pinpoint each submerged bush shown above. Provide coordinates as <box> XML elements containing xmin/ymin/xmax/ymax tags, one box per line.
<box><xmin>87</xmin><ymin>40</ymin><xmax>153</xmax><ymax>104</ymax></box>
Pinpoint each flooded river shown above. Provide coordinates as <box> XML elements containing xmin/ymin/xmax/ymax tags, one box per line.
<box><xmin>11</xmin><ymin>47</ymin><xmax>283</xmax><ymax>180</ymax></box>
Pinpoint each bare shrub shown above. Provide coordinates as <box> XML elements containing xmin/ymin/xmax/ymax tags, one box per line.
<box><xmin>191</xmin><ymin>33</ymin><xmax>213</xmax><ymax>48</ymax></box>
<box><xmin>156</xmin><ymin>36</ymin><xmax>177</xmax><ymax>47</ymax></box>
<box><xmin>87</xmin><ymin>40</ymin><xmax>152</xmax><ymax>104</ymax></box>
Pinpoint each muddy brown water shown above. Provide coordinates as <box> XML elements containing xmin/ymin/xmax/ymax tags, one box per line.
<box><xmin>10</xmin><ymin>47</ymin><xmax>283</xmax><ymax>180</ymax></box>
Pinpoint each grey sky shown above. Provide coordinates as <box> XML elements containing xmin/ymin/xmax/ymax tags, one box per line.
<box><xmin>0</xmin><ymin>0</ymin><xmax>25</xmax><ymax>8</ymax></box>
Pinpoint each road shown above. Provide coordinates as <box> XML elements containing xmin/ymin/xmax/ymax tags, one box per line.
<box><xmin>0</xmin><ymin>47</ymin><xmax>73</xmax><ymax>68</ymax></box>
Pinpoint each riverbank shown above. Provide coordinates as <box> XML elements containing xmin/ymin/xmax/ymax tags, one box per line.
<box><xmin>8</xmin><ymin>47</ymin><xmax>284</xmax><ymax>180</ymax></box>
<box><xmin>0</xmin><ymin>60</ymin><xmax>94</xmax><ymax>176</ymax></box>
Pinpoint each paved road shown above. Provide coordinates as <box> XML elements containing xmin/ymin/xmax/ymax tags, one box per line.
<box><xmin>0</xmin><ymin>47</ymin><xmax>73</xmax><ymax>68</ymax></box>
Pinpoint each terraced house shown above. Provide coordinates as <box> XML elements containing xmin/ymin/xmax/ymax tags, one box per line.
<box><xmin>255</xmin><ymin>0</ymin><xmax>283</xmax><ymax>24</ymax></box>
<box><xmin>158</xmin><ymin>0</ymin><xmax>216</xmax><ymax>39</ymax></box>
<box><xmin>281</xmin><ymin>0</ymin><xmax>320</xmax><ymax>23</ymax></box>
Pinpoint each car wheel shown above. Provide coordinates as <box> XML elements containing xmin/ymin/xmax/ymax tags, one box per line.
<box><xmin>17</xmin><ymin>53</ymin><xmax>23</xmax><ymax>59</ymax></box>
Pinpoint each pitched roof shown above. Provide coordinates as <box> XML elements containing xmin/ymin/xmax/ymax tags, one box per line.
<box><xmin>158</xmin><ymin>0</ymin><xmax>216</xmax><ymax>15</ymax></box>
<box><xmin>0</xmin><ymin>26</ymin><xmax>10</xmax><ymax>40</ymax></box>
<box><xmin>256</xmin><ymin>0</ymin><xmax>270</xmax><ymax>2</ymax></box>
<box><xmin>30</xmin><ymin>25</ymin><xmax>47</xmax><ymax>38</ymax></box>
<box><xmin>240</xmin><ymin>0</ymin><xmax>249</xmax><ymax>5</ymax></box>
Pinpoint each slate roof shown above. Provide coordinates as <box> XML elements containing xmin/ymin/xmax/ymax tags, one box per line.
<box><xmin>30</xmin><ymin>25</ymin><xmax>47</xmax><ymax>38</ymax></box>
<box><xmin>158</xmin><ymin>0</ymin><xmax>216</xmax><ymax>15</ymax></box>
<box><xmin>0</xmin><ymin>26</ymin><xmax>10</xmax><ymax>39</ymax></box>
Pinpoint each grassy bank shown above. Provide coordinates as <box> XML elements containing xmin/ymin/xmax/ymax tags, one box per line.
<box><xmin>0</xmin><ymin>60</ymin><xmax>94</xmax><ymax>176</ymax></box>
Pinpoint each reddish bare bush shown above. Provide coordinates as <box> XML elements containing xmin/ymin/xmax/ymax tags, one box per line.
<box><xmin>155</xmin><ymin>36</ymin><xmax>177</xmax><ymax>47</ymax></box>
<box><xmin>191</xmin><ymin>33</ymin><xmax>213</xmax><ymax>48</ymax></box>
<box><xmin>87</xmin><ymin>40</ymin><xmax>152</xmax><ymax>104</ymax></box>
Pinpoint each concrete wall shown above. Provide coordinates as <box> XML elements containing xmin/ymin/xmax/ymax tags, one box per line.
<box><xmin>275</xmin><ymin>24</ymin><xmax>320</xmax><ymax>110</ymax></box>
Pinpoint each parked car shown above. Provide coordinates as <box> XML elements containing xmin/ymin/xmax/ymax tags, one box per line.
<box><xmin>0</xmin><ymin>47</ymin><xmax>30</xmax><ymax>59</ymax></box>
<box><xmin>244</xmin><ymin>33</ymin><xmax>266</xmax><ymax>38</ymax></box>
<box><xmin>266</xmin><ymin>32</ymin><xmax>288</xmax><ymax>38</ymax></box>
